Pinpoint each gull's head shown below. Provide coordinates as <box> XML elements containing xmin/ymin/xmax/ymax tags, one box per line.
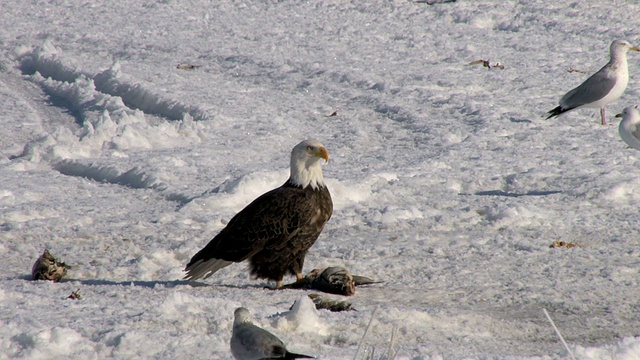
<box><xmin>611</xmin><ymin>40</ymin><xmax>640</xmax><ymax>56</ymax></box>
<box><xmin>234</xmin><ymin>307</ymin><xmax>253</xmax><ymax>325</ymax></box>
<box><xmin>289</xmin><ymin>139</ymin><xmax>329</xmax><ymax>190</ymax></box>
<box><xmin>615</xmin><ymin>106</ymin><xmax>640</xmax><ymax>122</ymax></box>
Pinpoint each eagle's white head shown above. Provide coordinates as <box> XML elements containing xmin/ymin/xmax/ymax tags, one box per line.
<box><xmin>289</xmin><ymin>139</ymin><xmax>329</xmax><ymax>190</ymax></box>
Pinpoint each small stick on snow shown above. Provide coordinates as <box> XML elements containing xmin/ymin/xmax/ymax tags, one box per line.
<box><xmin>568</xmin><ymin>66</ymin><xmax>589</xmax><ymax>74</ymax></box>
<box><xmin>386</xmin><ymin>325</ymin><xmax>398</xmax><ymax>360</ymax></box>
<box><xmin>543</xmin><ymin>308</ymin><xmax>576</xmax><ymax>360</ymax></box>
<box><xmin>353</xmin><ymin>306</ymin><xmax>378</xmax><ymax>360</ymax></box>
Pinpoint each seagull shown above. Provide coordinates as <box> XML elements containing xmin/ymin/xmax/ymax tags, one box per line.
<box><xmin>615</xmin><ymin>106</ymin><xmax>640</xmax><ymax>151</ymax></box>
<box><xmin>230</xmin><ymin>307</ymin><xmax>314</xmax><ymax>360</ymax></box>
<box><xmin>546</xmin><ymin>40</ymin><xmax>640</xmax><ymax>125</ymax></box>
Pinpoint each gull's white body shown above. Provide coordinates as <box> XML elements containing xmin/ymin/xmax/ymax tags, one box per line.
<box><xmin>230</xmin><ymin>307</ymin><xmax>313</xmax><ymax>360</ymax></box>
<box><xmin>617</xmin><ymin>106</ymin><xmax>640</xmax><ymax>151</ymax></box>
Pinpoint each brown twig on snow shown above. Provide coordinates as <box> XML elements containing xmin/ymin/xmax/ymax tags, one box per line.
<box><xmin>468</xmin><ymin>59</ymin><xmax>505</xmax><ymax>70</ymax></box>
<box><xmin>176</xmin><ymin>64</ymin><xmax>200</xmax><ymax>70</ymax></box>
<box><xmin>549</xmin><ymin>240</ymin><xmax>577</xmax><ymax>249</ymax></box>
<box><xmin>414</xmin><ymin>0</ymin><xmax>457</xmax><ymax>4</ymax></box>
<box><xmin>567</xmin><ymin>66</ymin><xmax>588</xmax><ymax>74</ymax></box>
<box><xmin>67</xmin><ymin>289</ymin><xmax>82</xmax><ymax>300</ymax></box>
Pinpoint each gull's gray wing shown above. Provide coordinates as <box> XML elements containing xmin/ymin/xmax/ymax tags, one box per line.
<box><xmin>623</xmin><ymin>122</ymin><xmax>640</xmax><ymax>151</ymax></box>
<box><xmin>628</xmin><ymin>120</ymin><xmax>640</xmax><ymax>140</ymax></box>
<box><xmin>231</xmin><ymin>323</ymin><xmax>286</xmax><ymax>359</ymax></box>
<box><xmin>559</xmin><ymin>65</ymin><xmax>617</xmax><ymax>109</ymax></box>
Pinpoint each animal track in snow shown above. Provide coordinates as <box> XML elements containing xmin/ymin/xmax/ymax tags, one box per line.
<box><xmin>18</xmin><ymin>40</ymin><xmax>209</xmax><ymax>122</ymax></box>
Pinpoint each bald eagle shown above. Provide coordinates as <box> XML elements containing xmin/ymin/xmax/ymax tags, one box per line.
<box><xmin>184</xmin><ymin>139</ymin><xmax>333</xmax><ymax>288</ymax></box>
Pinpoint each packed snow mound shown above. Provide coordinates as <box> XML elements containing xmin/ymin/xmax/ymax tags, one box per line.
<box><xmin>272</xmin><ymin>296</ymin><xmax>329</xmax><ymax>336</ymax></box>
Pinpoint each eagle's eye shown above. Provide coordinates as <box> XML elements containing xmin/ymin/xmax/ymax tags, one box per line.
<box><xmin>307</xmin><ymin>145</ymin><xmax>314</xmax><ymax>152</ymax></box>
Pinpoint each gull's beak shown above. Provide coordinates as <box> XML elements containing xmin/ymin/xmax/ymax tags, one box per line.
<box><xmin>631</xmin><ymin>46</ymin><xmax>640</xmax><ymax>52</ymax></box>
<box><xmin>317</xmin><ymin>146</ymin><xmax>329</xmax><ymax>163</ymax></box>
<box><xmin>615</xmin><ymin>113</ymin><xmax>623</xmax><ymax>118</ymax></box>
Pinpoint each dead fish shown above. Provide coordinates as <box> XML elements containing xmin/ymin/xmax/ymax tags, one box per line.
<box><xmin>310</xmin><ymin>267</ymin><xmax>356</xmax><ymax>296</ymax></box>
<box><xmin>31</xmin><ymin>250</ymin><xmax>73</xmax><ymax>282</ymax></box>
<box><xmin>308</xmin><ymin>293</ymin><xmax>354</xmax><ymax>312</ymax></box>
<box><xmin>281</xmin><ymin>266</ymin><xmax>381</xmax><ymax>296</ymax></box>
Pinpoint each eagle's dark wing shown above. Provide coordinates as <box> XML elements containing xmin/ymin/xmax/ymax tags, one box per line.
<box><xmin>185</xmin><ymin>185</ymin><xmax>312</xmax><ymax>269</ymax></box>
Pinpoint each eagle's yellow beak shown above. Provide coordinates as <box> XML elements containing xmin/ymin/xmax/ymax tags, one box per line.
<box><xmin>631</xmin><ymin>46</ymin><xmax>640</xmax><ymax>52</ymax></box>
<box><xmin>615</xmin><ymin>113</ymin><xmax>623</xmax><ymax>118</ymax></box>
<box><xmin>317</xmin><ymin>146</ymin><xmax>329</xmax><ymax>163</ymax></box>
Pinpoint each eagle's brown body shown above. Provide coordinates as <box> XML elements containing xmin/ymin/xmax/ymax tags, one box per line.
<box><xmin>186</xmin><ymin>180</ymin><xmax>332</xmax><ymax>284</ymax></box>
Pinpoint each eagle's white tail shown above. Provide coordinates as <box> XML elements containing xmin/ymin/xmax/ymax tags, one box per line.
<box><xmin>184</xmin><ymin>258</ymin><xmax>233</xmax><ymax>280</ymax></box>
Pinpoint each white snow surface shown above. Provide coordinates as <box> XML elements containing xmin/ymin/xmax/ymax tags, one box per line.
<box><xmin>1</xmin><ymin>1</ymin><xmax>640</xmax><ymax>359</ymax></box>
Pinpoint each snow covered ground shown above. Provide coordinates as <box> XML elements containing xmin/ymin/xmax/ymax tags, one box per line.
<box><xmin>2</xmin><ymin>0</ymin><xmax>640</xmax><ymax>358</ymax></box>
